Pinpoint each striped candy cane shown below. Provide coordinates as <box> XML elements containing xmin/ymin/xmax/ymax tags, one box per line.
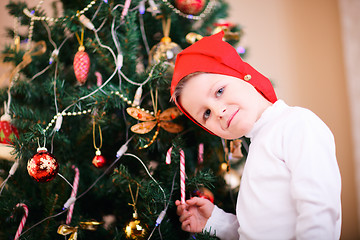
<box><xmin>166</xmin><ymin>147</ymin><xmax>172</xmax><ymax>164</ymax></box>
<box><xmin>66</xmin><ymin>165</ymin><xmax>80</xmax><ymax>225</ymax></box>
<box><xmin>14</xmin><ymin>203</ymin><xmax>29</xmax><ymax>240</ymax></box>
<box><xmin>120</xmin><ymin>0</ymin><xmax>132</xmax><ymax>22</ymax></box>
<box><xmin>198</xmin><ymin>143</ymin><xmax>204</xmax><ymax>165</ymax></box>
<box><xmin>180</xmin><ymin>149</ymin><xmax>186</xmax><ymax>204</ymax></box>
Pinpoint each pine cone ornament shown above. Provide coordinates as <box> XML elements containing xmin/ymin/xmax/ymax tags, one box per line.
<box><xmin>73</xmin><ymin>46</ymin><xmax>90</xmax><ymax>85</ymax></box>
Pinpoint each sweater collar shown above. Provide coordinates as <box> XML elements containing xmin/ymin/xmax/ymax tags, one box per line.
<box><xmin>245</xmin><ymin>100</ymin><xmax>287</xmax><ymax>139</ymax></box>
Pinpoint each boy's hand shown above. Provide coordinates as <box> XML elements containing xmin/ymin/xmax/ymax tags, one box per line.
<box><xmin>175</xmin><ymin>197</ymin><xmax>214</xmax><ymax>233</ymax></box>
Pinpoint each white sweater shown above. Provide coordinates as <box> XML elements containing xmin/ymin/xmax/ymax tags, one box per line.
<box><xmin>204</xmin><ymin>100</ymin><xmax>341</xmax><ymax>240</ymax></box>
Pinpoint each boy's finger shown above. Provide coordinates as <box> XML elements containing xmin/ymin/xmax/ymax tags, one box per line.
<box><xmin>179</xmin><ymin>210</ymin><xmax>192</xmax><ymax>222</ymax></box>
<box><xmin>176</xmin><ymin>204</ymin><xmax>186</xmax><ymax>216</ymax></box>
<box><xmin>182</xmin><ymin>220</ymin><xmax>192</xmax><ymax>232</ymax></box>
<box><xmin>186</xmin><ymin>197</ymin><xmax>202</xmax><ymax>206</ymax></box>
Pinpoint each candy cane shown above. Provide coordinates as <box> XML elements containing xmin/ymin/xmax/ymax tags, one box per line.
<box><xmin>166</xmin><ymin>147</ymin><xmax>172</xmax><ymax>164</ymax></box>
<box><xmin>180</xmin><ymin>149</ymin><xmax>186</xmax><ymax>204</ymax></box>
<box><xmin>66</xmin><ymin>165</ymin><xmax>80</xmax><ymax>225</ymax></box>
<box><xmin>95</xmin><ymin>71</ymin><xmax>103</xmax><ymax>87</ymax></box>
<box><xmin>120</xmin><ymin>0</ymin><xmax>132</xmax><ymax>22</ymax></box>
<box><xmin>198</xmin><ymin>143</ymin><xmax>204</xmax><ymax>165</ymax></box>
<box><xmin>14</xmin><ymin>203</ymin><xmax>28</xmax><ymax>240</ymax></box>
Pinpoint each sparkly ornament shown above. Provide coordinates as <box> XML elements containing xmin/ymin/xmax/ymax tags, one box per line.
<box><xmin>148</xmin><ymin>17</ymin><xmax>182</xmax><ymax>69</ymax></box>
<box><xmin>175</xmin><ymin>0</ymin><xmax>206</xmax><ymax>15</ymax></box>
<box><xmin>27</xmin><ymin>147</ymin><xmax>59</xmax><ymax>182</ymax></box>
<box><xmin>125</xmin><ymin>183</ymin><xmax>146</xmax><ymax>239</ymax></box>
<box><xmin>92</xmin><ymin>150</ymin><xmax>106</xmax><ymax>168</ymax></box>
<box><xmin>192</xmin><ymin>187</ymin><xmax>214</xmax><ymax>203</ymax></box>
<box><xmin>125</xmin><ymin>212</ymin><xmax>146</xmax><ymax>239</ymax></box>
<box><xmin>73</xmin><ymin>45</ymin><xmax>90</xmax><ymax>85</ymax></box>
<box><xmin>148</xmin><ymin>37</ymin><xmax>182</xmax><ymax>68</ymax></box>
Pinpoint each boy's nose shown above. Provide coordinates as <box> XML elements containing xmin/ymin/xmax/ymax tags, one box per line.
<box><xmin>216</xmin><ymin>105</ymin><xmax>227</xmax><ymax>118</ymax></box>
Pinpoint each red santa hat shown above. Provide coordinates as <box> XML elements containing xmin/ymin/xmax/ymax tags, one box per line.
<box><xmin>170</xmin><ymin>31</ymin><xmax>277</xmax><ymax>133</ymax></box>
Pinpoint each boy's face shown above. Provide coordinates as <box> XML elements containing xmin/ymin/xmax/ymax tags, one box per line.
<box><xmin>179</xmin><ymin>73</ymin><xmax>271</xmax><ymax>139</ymax></box>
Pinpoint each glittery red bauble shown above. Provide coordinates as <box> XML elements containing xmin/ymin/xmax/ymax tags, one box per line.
<box><xmin>192</xmin><ymin>187</ymin><xmax>214</xmax><ymax>203</ymax></box>
<box><xmin>73</xmin><ymin>47</ymin><xmax>90</xmax><ymax>85</ymax></box>
<box><xmin>0</xmin><ymin>115</ymin><xmax>19</xmax><ymax>145</ymax></box>
<box><xmin>175</xmin><ymin>0</ymin><xmax>206</xmax><ymax>15</ymax></box>
<box><xmin>27</xmin><ymin>148</ymin><xmax>59</xmax><ymax>182</ymax></box>
<box><xmin>92</xmin><ymin>155</ymin><xmax>106</xmax><ymax>168</ymax></box>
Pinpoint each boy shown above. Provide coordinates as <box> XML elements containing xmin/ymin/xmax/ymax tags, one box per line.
<box><xmin>171</xmin><ymin>31</ymin><xmax>341</xmax><ymax>239</ymax></box>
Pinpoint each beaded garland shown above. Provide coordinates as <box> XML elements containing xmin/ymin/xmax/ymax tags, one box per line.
<box><xmin>111</xmin><ymin>90</ymin><xmax>154</xmax><ymax>116</ymax></box>
<box><xmin>23</xmin><ymin>0</ymin><xmax>98</xmax><ymax>23</ymax></box>
<box><xmin>43</xmin><ymin>90</ymin><xmax>155</xmax><ymax>134</ymax></box>
<box><xmin>23</xmin><ymin>0</ymin><xmax>216</xmax><ymax>23</ymax></box>
<box><xmin>44</xmin><ymin>109</ymin><xmax>92</xmax><ymax>133</ymax></box>
<box><xmin>161</xmin><ymin>0</ymin><xmax>217</xmax><ymax>20</ymax></box>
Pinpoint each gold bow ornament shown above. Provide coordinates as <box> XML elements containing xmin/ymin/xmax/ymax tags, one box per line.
<box><xmin>57</xmin><ymin>221</ymin><xmax>103</xmax><ymax>240</ymax></box>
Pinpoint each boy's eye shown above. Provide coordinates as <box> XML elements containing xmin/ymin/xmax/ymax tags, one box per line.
<box><xmin>203</xmin><ymin>109</ymin><xmax>211</xmax><ymax>121</ymax></box>
<box><xmin>216</xmin><ymin>87</ymin><xmax>224</xmax><ymax>97</ymax></box>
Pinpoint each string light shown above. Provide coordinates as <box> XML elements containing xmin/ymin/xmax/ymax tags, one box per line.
<box><xmin>26</xmin><ymin>0</ymin><xmax>44</xmax><ymax>51</ymax></box>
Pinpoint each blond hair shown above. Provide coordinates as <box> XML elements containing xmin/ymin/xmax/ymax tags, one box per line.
<box><xmin>170</xmin><ymin>72</ymin><xmax>205</xmax><ymax>105</ymax></box>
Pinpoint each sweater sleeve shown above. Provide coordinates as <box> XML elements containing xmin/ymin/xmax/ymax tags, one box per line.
<box><xmin>203</xmin><ymin>205</ymin><xmax>240</xmax><ymax>240</ymax></box>
<box><xmin>284</xmin><ymin>110</ymin><xmax>341</xmax><ymax>240</ymax></box>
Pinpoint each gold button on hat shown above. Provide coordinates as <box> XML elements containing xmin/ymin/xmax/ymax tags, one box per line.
<box><xmin>244</xmin><ymin>74</ymin><xmax>251</xmax><ymax>81</ymax></box>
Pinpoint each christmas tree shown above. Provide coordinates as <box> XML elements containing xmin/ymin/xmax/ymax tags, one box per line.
<box><xmin>0</xmin><ymin>0</ymin><xmax>245</xmax><ymax>239</ymax></box>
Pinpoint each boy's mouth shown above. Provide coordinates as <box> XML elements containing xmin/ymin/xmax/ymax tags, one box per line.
<box><xmin>227</xmin><ymin>109</ymin><xmax>239</xmax><ymax>128</ymax></box>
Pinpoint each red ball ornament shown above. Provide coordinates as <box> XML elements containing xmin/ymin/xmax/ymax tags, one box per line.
<box><xmin>192</xmin><ymin>187</ymin><xmax>214</xmax><ymax>203</ymax></box>
<box><xmin>27</xmin><ymin>147</ymin><xmax>59</xmax><ymax>182</ymax></box>
<box><xmin>175</xmin><ymin>0</ymin><xmax>206</xmax><ymax>15</ymax></box>
<box><xmin>0</xmin><ymin>114</ymin><xmax>19</xmax><ymax>145</ymax></box>
<box><xmin>73</xmin><ymin>46</ymin><xmax>90</xmax><ymax>85</ymax></box>
<box><xmin>92</xmin><ymin>150</ymin><xmax>106</xmax><ymax>168</ymax></box>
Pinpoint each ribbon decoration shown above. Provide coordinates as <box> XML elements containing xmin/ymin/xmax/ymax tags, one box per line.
<box><xmin>57</xmin><ymin>225</ymin><xmax>78</xmax><ymax>240</ymax></box>
<box><xmin>57</xmin><ymin>221</ymin><xmax>103</xmax><ymax>240</ymax></box>
<box><xmin>8</xmin><ymin>41</ymin><xmax>46</xmax><ymax>84</ymax></box>
<box><xmin>5</xmin><ymin>41</ymin><xmax>46</xmax><ymax>115</ymax></box>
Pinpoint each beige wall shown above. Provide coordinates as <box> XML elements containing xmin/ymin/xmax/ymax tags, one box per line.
<box><xmin>226</xmin><ymin>0</ymin><xmax>358</xmax><ymax>238</ymax></box>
